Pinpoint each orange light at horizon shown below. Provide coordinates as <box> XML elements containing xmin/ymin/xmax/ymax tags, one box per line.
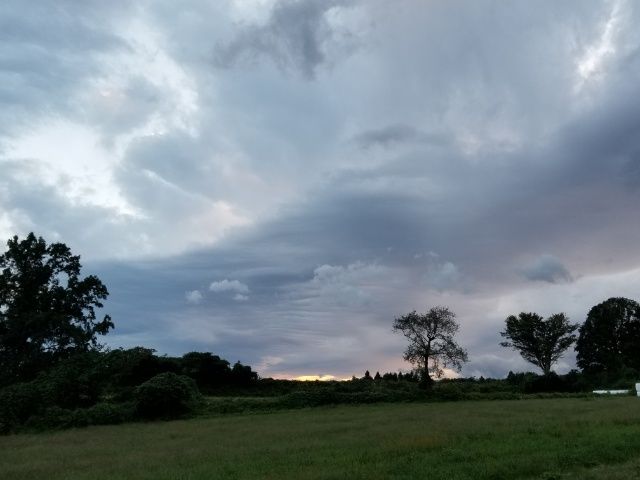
<box><xmin>289</xmin><ymin>375</ymin><xmax>351</xmax><ymax>382</ymax></box>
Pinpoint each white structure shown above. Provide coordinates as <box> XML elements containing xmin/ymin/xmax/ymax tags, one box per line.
<box><xmin>636</xmin><ymin>383</ymin><xmax>640</xmax><ymax>397</ymax></box>
<box><xmin>592</xmin><ymin>389</ymin><xmax>629</xmax><ymax>395</ymax></box>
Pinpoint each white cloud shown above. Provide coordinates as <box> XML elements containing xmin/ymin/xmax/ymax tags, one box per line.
<box><xmin>185</xmin><ymin>289</ymin><xmax>203</xmax><ymax>304</ymax></box>
<box><xmin>210</xmin><ymin>279</ymin><xmax>250</xmax><ymax>294</ymax></box>
<box><xmin>309</xmin><ymin>262</ymin><xmax>389</xmax><ymax>307</ymax></box>
<box><xmin>575</xmin><ymin>0</ymin><xmax>624</xmax><ymax>87</ymax></box>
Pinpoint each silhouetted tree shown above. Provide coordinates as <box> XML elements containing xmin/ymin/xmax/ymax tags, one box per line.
<box><xmin>229</xmin><ymin>361</ymin><xmax>258</xmax><ymax>385</ymax></box>
<box><xmin>500</xmin><ymin>312</ymin><xmax>578</xmax><ymax>376</ymax></box>
<box><xmin>393</xmin><ymin>307</ymin><xmax>468</xmax><ymax>387</ymax></box>
<box><xmin>576</xmin><ymin>297</ymin><xmax>640</xmax><ymax>374</ymax></box>
<box><xmin>181</xmin><ymin>352</ymin><xmax>230</xmax><ymax>389</ymax></box>
<box><xmin>363</xmin><ymin>370</ymin><xmax>372</xmax><ymax>380</ymax></box>
<box><xmin>0</xmin><ymin>233</ymin><xmax>113</xmax><ymax>384</ymax></box>
<box><xmin>103</xmin><ymin>347</ymin><xmax>177</xmax><ymax>391</ymax></box>
<box><xmin>374</xmin><ymin>371</ymin><xmax>381</xmax><ymax>381</ymax></box>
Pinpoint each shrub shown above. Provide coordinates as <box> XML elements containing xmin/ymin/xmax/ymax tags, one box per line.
<box><xmin>133</xmin><ymin>372</ymin><xmax>202</xmax><ymax>419</ymax></box>
<box><xmin>0</xmin><ymin>381</ymin><xmax>44</xmax><ymax>433</ymax></box>
<box><xmin>85</xmin><ymin>402</ymin><xmax>135</xmax><ymax>425</ymax></box>
<box><xmin>37</xmin><ymin>353</ymin><xmax>104</xmax><ymax>409</ymax></box>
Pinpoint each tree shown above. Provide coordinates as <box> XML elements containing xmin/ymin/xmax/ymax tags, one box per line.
<box><xmin>576</xmin><ymin>297</ymin><xmax>640</xmax><ymax>374</ymax></box>
<box><xmin>181</xmin><ymin>352</ymin><xmax>231</xmax><ymax>389</ymax></box>
<box><xmin>0</xmin><ymin>233</ymin><xmax>113</xmax><ymax>383</ymax></box>
<box><xmin>499</xmin><ymin>312</ymin><xmax>578</xmax><ymax>376</ymax></box>
<box><xmin>393</xmin><ymin>307</ymin><xmax>468</xmax><ymax>386</ymax></box>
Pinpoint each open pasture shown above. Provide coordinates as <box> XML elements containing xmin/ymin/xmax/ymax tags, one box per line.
<box><xmin>2</xmin><ymin>397</ymin><xmax>640</xmax><ymax>479</ymax></box>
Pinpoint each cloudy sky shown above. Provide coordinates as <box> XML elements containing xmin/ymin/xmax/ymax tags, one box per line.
<box><xmin>2</xmin><ymin>0</ymin><xmax>640</xmax><ymax>379</ymax></box>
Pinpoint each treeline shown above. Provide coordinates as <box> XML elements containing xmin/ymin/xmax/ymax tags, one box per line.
<box><xmin>0</xmin><ymin>348</ymin><xmax>257</xmax><ymax>433</ymax></box>
<box><xmin>2</xmin><ymin>233</ymin><xmax>640</xmax><ymax>433</ymax></box>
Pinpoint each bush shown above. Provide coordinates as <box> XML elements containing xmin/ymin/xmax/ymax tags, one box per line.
<box><xmin>37</xmin><ymin>353</ymin><xmax>104</xmax><ymax>409</ymax></box>
<box><xmin>85</xmin><ymin>402</ymin><xmax>135</xmax><ymax>425</ymax></box>
<box><xmin>0</xmin><ymin>381</ymin><xmax>44</xmax><ymax>433</ymax></box>
<box><xmin>133</xmin><ymin>372</ymin><xmax>202</xmax><ymax>419</ymax></box>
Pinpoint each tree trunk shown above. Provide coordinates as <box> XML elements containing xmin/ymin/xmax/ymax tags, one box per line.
<box><xmin>420</xmin><ymin>354</ymin><xmax>433</xmax><ymax>389</ymax></box>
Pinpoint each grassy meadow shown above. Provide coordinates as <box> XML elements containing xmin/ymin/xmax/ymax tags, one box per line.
<box><xmin>2</xmin><ymin>397</ymin><xmax>640</xmax><ymax>479</ymax></box>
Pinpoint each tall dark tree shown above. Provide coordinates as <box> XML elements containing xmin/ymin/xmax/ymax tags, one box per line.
<box><xmin>0</xmin><ymin>233</ymin><xmax>113</xmax><ymax>383</ymax></box>
<box><xmin>500</xmin><ymin>312</ymin><xmax>578</xmax><ymax>376</ymax></box>
<box><xmin>576</xmin><ymin>297</ymin><xmax>640</xmax><ymax>374</ymax></box>
<box><xmin>393</xmin><ymin>307</ymin><xmax>468</xmax><ymax>386</ymax></box>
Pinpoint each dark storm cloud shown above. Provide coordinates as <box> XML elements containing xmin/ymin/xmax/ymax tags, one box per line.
<box><xmin>214</xmin><ymin>0</ymin><xmax>358</xmax><ymax>79</ymax></box>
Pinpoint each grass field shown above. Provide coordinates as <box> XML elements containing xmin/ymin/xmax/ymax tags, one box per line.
<box><xmin>2</xmin><ymin>397</ymin><xmax>640</xmax><ymax>479</ymax></box>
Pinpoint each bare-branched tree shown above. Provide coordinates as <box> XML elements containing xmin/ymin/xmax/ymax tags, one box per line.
<box><xmin>393</xmin><ymin>306</ymin><xmax>468</xmax><ymax>387</ymax></box>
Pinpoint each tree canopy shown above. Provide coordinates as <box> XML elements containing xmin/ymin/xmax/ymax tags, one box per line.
<box><xmin>393</xmin><ymin>306</ymin><xmax>468</xmax><ymax>386</ymax></box>
<box><xmin>500</xmin><ymin>312</ymin><xmax>578</xmax><ymax>376</ymax></box>
<box><xmin>576</xmin><ymin>297</ymin><xmax>640</xmax><ymax>374</ymax></box>
<box><xmin>0</xmin><ymin>233</ymin><xmax>113</xmax><ymax>384</ymax></box>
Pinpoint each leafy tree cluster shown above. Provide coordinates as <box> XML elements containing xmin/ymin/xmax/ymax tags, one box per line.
<box><xmin>0</xmin><ymin>233</ymin><xmax>258</xmax><ymax>432</ymax></box>
<box><xmin>499</xmin><ymin>298</ymin><xmax>640</xmax><ymax>380</ymax></box>
<box><xmin>392</xmin><ymin>297</ymin><xmax>640</xmax><ymax>389</ymax></box>
<box><xmin>355</xmin><ymin>370</ymin><xmax>420</xmax><ymax>383</ymax></box>
<box><xmin>0</xmin><ymin>233</ymin><xmax>113</xmax><ymax>384</ymax></box>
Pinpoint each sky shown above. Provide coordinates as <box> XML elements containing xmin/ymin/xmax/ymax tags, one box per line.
<box><xmin>1</xmin><ymin>0</ymin><xmax>640</xmax><ymax>380</ymax></box>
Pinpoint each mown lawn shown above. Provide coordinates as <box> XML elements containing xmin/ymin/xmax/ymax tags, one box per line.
<box><xmin>1</xmin><ymin>397</ymin><xmax>640</xmax><ymax>479</ymax></box>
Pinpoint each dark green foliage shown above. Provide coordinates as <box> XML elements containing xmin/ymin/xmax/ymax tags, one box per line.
<box><xmin>0</xmin><ymin>381</ymin><xmax>43</xmax><ymax>433</ymax></box>
<box><xmin>500</xmin><ymin>312</ymin><xmax>578</xmax><ymax>375</ymax></box>
<box><xmin>0</xmin><ymin>352</ymin><xmax>106</xmax><ymax>433</ymax></box>
<box><xmin>229</xmin><ymin>361</ymin><xmax>258</xmax><ymax>386</ymax></box>
<box><xmin>133</xmin><ymin>372</ymin><xmax>202</xmax><ymax>419</ymax></box>
<box><xmin>24</xmin><ymin>403</ymin><xmax>135</xmax><ymax>431</ymax></box>
<box><xmin>0</xmin><ymin>233</ymin><xmax>113</xmax><ymax>385</ymax></box>
<box><xmin>180</xmin><ymin>352</ymin><xmax>231</xmax><ymax>390</ymax></box>
<box><xmin>0</xmin><ymin>347</ymin><xmax>255</xmax><ymax>432</ymax></box>
<box><xmin>84</xmin><ymin>402</ymin><xmax>135</xmax><ymax>425</ymax></box>
<box><xmin>37</xmin><ymin>352</ymin><xmax>105</xmax><ymax>409</ymax></box>
<box><xmin>576</xmin><ymin>297</ymin><xmax>640</xmax><ymax>374</ymax></box>
<box><xmin>393</xmin><ymin>307</ymin><xmax>468</xmax><ymax>385</ymax></box>
<box><xmin>101</xmin><ymin>347</ymin><xmax>179</xmax><ymax>399</ymax></box>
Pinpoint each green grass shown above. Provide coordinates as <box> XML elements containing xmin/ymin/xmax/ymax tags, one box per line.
<box><xmin>2</xmin><ymin>397</ymin><xmax>640</xmax><ymax>479</ymax></box>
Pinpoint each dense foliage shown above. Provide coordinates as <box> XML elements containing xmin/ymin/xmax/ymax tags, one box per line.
<box><xmin>576</xmin><ymin>297</ymin><xmax>640</xmax><ymax>375</ymax></box>
<box><xmin>134</xmin><ymin>372</ymin><xmax>202</xmax><ymax>419</ymax></box>
<box><xmin>0</xmin><ymin>233</ymin><xmax>113</xmax><ymax>385</ymax></box>
<box><xmin>500</xmin><ymin>312</ymin><xmax>578</xmax><ymax>375</ymax></box>
<box><xmin>0</xmin><ymin>348</ymin><xmax>257</xmax><ymax>433</ymax></box>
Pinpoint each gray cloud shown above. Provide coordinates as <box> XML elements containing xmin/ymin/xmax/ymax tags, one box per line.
<box><xmin>214</xmin><ymin>0</ymin><xmax>358</xmax><ymax>79</ymax></box>
<box><xmin>520</xmin><ymin>255</ymin><xmax>573</xmax><ymax>284</ymax></box>
<box><xmin>0</xmin><ymin>1</ymin><xmax>131</xmax><ymax>139</ymax></box>
<box><xmin>3</xmin><ymin>0</ymin><xmax>640</xmax><ymax>378</ymax></box>
<box><xmin>352</xmin><ymin>124</ymin><xmax>450</xmax><ymax>150</ymax></box>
